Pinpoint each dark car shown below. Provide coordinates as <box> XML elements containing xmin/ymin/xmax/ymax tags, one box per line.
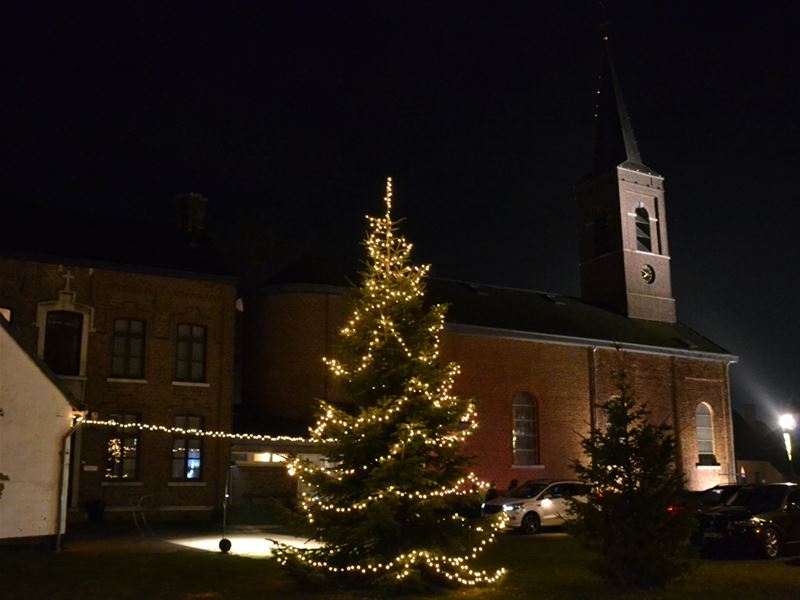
<box><xmin>696</xmin><ymin>483</ymin><xmax>800</xmax><ymax>558</ymax></box>
<box><xmin>691</xmin><ymin>484</ymin><xmax>742</xmax><ymax>510</ymax></box>
<box><xmin>674</xmin><ymin>484</ymin><xmax>742</xmax><ymax>516</ymax></box>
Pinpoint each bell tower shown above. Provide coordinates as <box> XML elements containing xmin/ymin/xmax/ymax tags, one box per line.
<box><xmin>576</xmin><ymin>40</ymin><xmax>676</xmax><ymax>323</ymax></box>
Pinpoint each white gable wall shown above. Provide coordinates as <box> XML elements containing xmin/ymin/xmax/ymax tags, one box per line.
<box><xmin>0</xmin><ymin>325</ymin><xmax>75</xmax><ymax>540</ymax></box>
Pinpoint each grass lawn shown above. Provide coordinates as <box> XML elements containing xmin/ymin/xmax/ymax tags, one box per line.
<box><xmin>2</xmin><ymin>532</ymin><xmax>799</xmax><ymax>599</ymax></box>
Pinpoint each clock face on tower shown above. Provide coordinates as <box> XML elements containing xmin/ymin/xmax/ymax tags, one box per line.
<box><xmin>641</xmin><ymin>264</ymin><xmax>656</xmax><ymax>284</ymax></box>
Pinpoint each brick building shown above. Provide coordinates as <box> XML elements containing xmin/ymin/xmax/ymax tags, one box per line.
<box><xmin>239</xmin><ymin>50</ymin><xmax>737</xmax><ymax>492</ymax></box>
<box><xmin>0</xmin><ymin>196</ymin><xmax>238</xmax><ymax>519</ymax></box>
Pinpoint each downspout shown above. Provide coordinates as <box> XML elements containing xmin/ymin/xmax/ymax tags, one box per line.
<box><xmin>56</xmin><ymin>412</ymin><xmax>86</xmax><ymax>552</ymax></box>
<box><xmin>588</xmin><ymin>346</ymin><xmax>598</xmax><ymax>434</ymax></box>
<box><xmin>670</xmin><ymin>356</ymin><xmax>684</xmax><ymax>483</ymax></box>
<box><xmin>724</xmin><ymin>361</ymin><xmax>736</xmax><ymax>484</ymax></box>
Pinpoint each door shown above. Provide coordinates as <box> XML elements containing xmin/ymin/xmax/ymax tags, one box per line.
<box><xmin>539</xmin><ymin>484</ymin><xmax>568</xmax><ymax>526</ymax></box>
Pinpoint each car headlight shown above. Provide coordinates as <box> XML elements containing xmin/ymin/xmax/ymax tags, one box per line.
<box><xmin>502</xmin><ymin>503</ymin><xmax>524</xmax><ymax>512</ymax></box>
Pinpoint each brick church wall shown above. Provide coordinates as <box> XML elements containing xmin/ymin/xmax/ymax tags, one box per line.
<box><xmin>442</xmin><ymin>334</ymin><xmax>591</xmax><ymax>491</ymax></box>
<box><xmin>241</xmin><ymin>286</ymin><xmax>735</xmax><ymax>493</ymax></box>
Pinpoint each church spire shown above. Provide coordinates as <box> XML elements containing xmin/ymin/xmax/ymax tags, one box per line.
<box><xmin>575</xmin><ymin>33</ymin><xmax>676</xmax><ymax>323</ymax></box>
<box><xmin>593</xmin><ymin>37</ymin><xmax>659</xmax><ymax>177</ymax></box>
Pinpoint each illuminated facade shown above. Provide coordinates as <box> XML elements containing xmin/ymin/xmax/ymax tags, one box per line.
<box><xmin>0</xmin><ymin>197</ymin><xmax>238</xmax><ymax>520</ymax></box>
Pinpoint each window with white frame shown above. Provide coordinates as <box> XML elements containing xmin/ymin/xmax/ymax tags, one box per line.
<box><xmin>512</xmin><ymin>392</ymin><xmax>539</xmax><ymax>466</ymax></box>
<box><xmin>696</xmin><ymin>403</ymin><xmax>717</xmax><ymax>465</ymax></box>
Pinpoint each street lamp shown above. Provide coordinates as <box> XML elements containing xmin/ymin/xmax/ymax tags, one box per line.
<box><xmin>779</xmin><ymin>413</ymin><xmax>796</xmax><ymax>481</ymax></box>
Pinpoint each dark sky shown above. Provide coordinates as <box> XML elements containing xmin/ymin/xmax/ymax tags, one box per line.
<box><xmin>4</xmin><ymin>1</ymin><xmax>800</xmax><ymax>418</ymax></box>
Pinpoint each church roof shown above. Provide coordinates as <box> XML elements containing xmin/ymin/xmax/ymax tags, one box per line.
<box><xmin>427</xmin><ymin>279</ymin><xmax>731</xmax><ymax>360</ymax></box>
<box><xmin>259</xmin><ymin>259</ymin><xmax>734</xmax><ymax>362</ymax></box>
<box><xmin>591</xmin><ymin>40</ymin><xmax>661</xmax><ymax>178</ymax></box>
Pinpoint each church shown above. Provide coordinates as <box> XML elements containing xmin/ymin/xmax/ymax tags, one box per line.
<box><xmin>0</xmin><ymin>46</ymin><xmax>737</xmax><ymax>527</ymax></box>
<box><xmin>237</xmin><ymin>48</ymin><xmax>737</xmax><ymax>494</ymax></box>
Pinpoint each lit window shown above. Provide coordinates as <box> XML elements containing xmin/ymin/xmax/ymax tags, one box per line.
<box><xmin>696</xmin><ymin>403</ymin><xmax>716</xmax><ymax>465</ymax></box>
<box><xmin>105</xmin><ymin>413</ymin><xmax>140</xmax><ymax>480</ymax></box>
<box><xmin>44</xmin><ymin>310</ymin><xmax>83</xmax><ymax>375</ymax></box>
<box><xmin>635</xmin><ymin>207</ymin><xmax>652</xmax><ymax>252</ymax></box>
<box><xmin>175</xmin><ymin>324</ymin><xmax>206</xmax><ymax>382</ymax></box>
<box><xmin>111</xmin><ymin>319</ymin><xmax>146</xmax><ymax>378</ymax></box>
<box><xmin>0</xmin><ymin>307</ymin><xmax>11</xmax><ymax>322</ymax></box>
<box><xmin>172</xmin><ymin>415</ymin><xmax>203</xmax><ymax>480</ymax></box>
<box><xmin>512</xmin><ymin>392</ymin><xmax>539</xmax><ymax>466</ymax></box>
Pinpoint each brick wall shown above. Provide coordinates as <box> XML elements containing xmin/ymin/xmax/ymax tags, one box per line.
<box><xmin>240</xmin><ymin>286</ymin><xmax>734</xmax><ymax>493</ymax></box>
<box><xmin>0</xmin><ymin>257</ymin><xmax>237</xmax><ymax>515</ymax></box>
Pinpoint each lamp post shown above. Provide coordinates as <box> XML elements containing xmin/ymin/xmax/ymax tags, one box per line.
<box><xmin>779</xmin><ymin>413</ymin><xmax>796</xmax><ymax>482</ymax></box>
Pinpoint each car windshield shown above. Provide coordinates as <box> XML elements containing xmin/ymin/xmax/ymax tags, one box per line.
<box><xmin>698</xmin><ymin>486</ymin><xmax>740</xmax><ymax>507</ymax></box>
<box><xmin>730</xmin><ymin>486</ymin><xmax>786</xmax><ymax>512</ymax></box>
<box><xmin>506</xmin><ymin>482</ymin><xmax>549</xmax><ymax>499</ymax></box>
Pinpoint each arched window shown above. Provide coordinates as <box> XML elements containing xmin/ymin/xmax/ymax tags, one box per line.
<box><xmin>696</xmin><ymin>403</ymin><xmax>716</xmax><ymax>465</ymax></box>
<box><xmin>512</xmin><ymin>392</ymin><xmax>539</xmax><ymax>466</ymax></box>
<box><xmin>635</xmin><ymin>207</ymin><xmax>652</xmax><ymax>252</ymax></box>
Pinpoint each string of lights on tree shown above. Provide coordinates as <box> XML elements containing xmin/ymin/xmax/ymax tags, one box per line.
<box><xmin>272</xmin><ymin>177</ymin><xmax>506</xmax><ymax>587</ymax></box>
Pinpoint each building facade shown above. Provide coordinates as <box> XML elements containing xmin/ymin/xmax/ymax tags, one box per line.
<box><xmin>0</xmin><ymin>256</ymin><xmax>237</xmax><ymax>519</ymax></box>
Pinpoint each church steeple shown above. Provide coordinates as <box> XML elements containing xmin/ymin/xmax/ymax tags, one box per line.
<box><xmin>593</xmin><ymin>41</ymin><xmax>657</xmax><ymax>176</ymax></box>
<box><xmin>575</xmin><ymin>37</ymin><xmax>676</xmax><ymax>323</ymax></box>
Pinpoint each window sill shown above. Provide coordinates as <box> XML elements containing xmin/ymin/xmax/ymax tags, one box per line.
<box><xmin>168</xmin><ymin>481</ymin><xmax>207</xmax><ymax>487</ymax></box>
<box><xmin>172</xmin><ymin>381</ymin><xmax>210</xmax><ymax>388</ymax></box>
<box><xmin>696</xmin><ymin>465</ymin><xmax>722</xmax><ymax>470</ymax></box>
<box><xmin>512</xmin><ymin>464</ymin><xmax>545</xmax><ymax>469</ymax></box>
<box><xmin>101</xmin><ymin>481</ymin><xmax>144</xmax><ymax>486</ymax></box>
<box><xmin>107</xmin><ymin>377</ymin><xmax>148</xmax><ymax>384</ymax></box>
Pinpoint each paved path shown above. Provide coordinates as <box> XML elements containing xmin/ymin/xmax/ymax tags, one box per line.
<box><xmin>61</xmin><ymin>524</ymin><xmax>317</xmax><ymax>557</ymax></box>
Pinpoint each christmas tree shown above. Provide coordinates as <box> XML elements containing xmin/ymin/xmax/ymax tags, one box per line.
<box><xmin>570</xmin><ymin>364</ymin><xmax>695</xmax><ymax>588</ymax></box>
<box><xmin>274</xmin><ymin>177</ymin><xmax>506</xmax><ymax>589</ymax></box>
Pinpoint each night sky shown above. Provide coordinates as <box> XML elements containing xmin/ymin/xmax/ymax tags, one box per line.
<box><xmin>4</xmin><ymin>1</ymin><xmax>800</xmax><ymax>419</ymax></box>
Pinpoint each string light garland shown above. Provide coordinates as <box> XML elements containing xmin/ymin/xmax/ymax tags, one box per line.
<box><xmin>272</xmin><ymin>177</ymin><xmax>506</xmax><ymax>588</ymax></box>
<box><xmin>81</xmin><ymin>419</ymin><xmax>314</xmax><ymax>444</ymax></box>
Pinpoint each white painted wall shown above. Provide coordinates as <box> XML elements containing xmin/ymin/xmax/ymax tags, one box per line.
<box><xmin>0</xmin><ymin>325</ymin><xmax>75</xmax><ymax>540</ymax></box>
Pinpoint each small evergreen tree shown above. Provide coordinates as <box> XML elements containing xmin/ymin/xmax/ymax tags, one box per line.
<box><xmin>570</xmin><ymin>364</ymin><xmax>695</xmax><ymax>589</ymax></box>
<box><xmin>274</xmin><ymin>178</ymin><xmax>505</xmax><ymax>590</ymax></box>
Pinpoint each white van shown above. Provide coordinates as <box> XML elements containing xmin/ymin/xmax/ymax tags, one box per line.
<box><xmin>482</xmin><ymin>479</ymin><xmax>589</xmax><ymax>534</ymax></box>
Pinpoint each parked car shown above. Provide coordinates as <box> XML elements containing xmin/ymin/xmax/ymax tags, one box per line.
<box><xmin>481</xmin><ymin>479</ymin><xmax>589</xmax><ymax>534</ymax></box>
<box><xmin>691</xmin><ymin>484</ymin><xmax>743</xmax><ymax>510</ymax></box>
<box><xmin>676</xmin><ymin>483</ymin><xmax>743</xmax><ymax>517</ymax></box>
<box><xmin>696</xmin><ymin>483</ymin><xmax>800</xmax><ymax>558</ymax></box>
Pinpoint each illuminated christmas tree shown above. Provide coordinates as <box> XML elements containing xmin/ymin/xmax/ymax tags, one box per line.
<box><xmin>274</xmin><ymin>177</ymin><xmax>506</xmax><ymax>589</ymax></box>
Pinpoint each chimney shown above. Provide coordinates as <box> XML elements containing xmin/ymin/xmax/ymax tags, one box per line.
<box><xmin>175</xmin><ymin>193</ymin><xmax>209</xmax><ymax>246</ymax></box>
